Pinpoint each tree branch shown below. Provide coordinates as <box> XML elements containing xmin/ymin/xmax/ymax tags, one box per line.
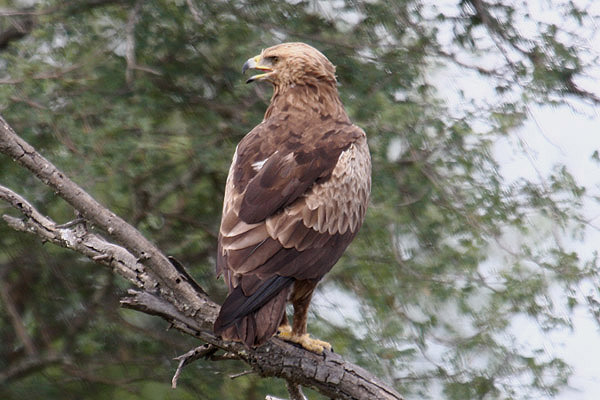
<box><xmin>185</xmin><ymin>0</ymin><xmax>204</xmax><ymax>25</ymax></box>
<box><xmin>0</xmin><ymin>116</ymin><xmax>215</xmax><ymax>321</ymax></box>
<box><xmin>0</xmin><ymin>353</ymin><xmax>69</xmax><ymax>383</ymax></box>
<box><xmin>0</xmin><ymin>115</ymin><xmax>403</xmax><ymax>400</ymax></box>
<box><xmin>171</xmin><ymin>344</ymin><xmax>219</xmax><ymax>388</ymax></box>
<box><xmin>0</xmin><ymin>184</ymin><xmax>154</xmax><ymax>288</ymax></box>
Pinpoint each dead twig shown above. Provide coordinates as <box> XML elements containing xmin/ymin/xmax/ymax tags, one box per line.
<box><xmin>171</xmin><ymin>344</ymin><xmax>219</xmax><ymax>388</ymax></box>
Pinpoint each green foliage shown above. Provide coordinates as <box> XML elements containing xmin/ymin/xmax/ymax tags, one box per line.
<box><xmin>0</xmin><ymin>0</ymin><xmax>598</xmax><ymax>399</ymax></box>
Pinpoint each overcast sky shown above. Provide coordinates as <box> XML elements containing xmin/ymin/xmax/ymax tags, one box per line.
<box><xmin>501</xmin><ymin>104</ymin><xmax>600</xmax><ymax>400</ymax></box>
<box><xmin>425</xmin><ymin>1</ymin><xmax>600</xmax><ymax>398</ymax></box>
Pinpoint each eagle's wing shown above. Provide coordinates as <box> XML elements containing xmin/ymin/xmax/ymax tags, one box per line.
<box><xmin>214</xmin><ymin>118</ymin><xmax>370</xmax><ymax>346</ymax></box>
<box><xmin>232</xmin><ymin>117</ymin><xmax>357</xmax><ymax>222</ymax></box>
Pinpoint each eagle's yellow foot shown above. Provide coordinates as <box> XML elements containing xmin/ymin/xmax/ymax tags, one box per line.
<box><xmin>277</xmin><ymin>326</ymin><xmax>332</xmax><ymax>354</ymax></box>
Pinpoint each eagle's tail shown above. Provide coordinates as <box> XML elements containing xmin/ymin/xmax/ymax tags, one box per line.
<box><xmin>214</xmin><ymin>275</ymin><xmax>294</xmax><ymax>347</ymax></box>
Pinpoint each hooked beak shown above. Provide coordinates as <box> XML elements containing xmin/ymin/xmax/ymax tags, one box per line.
<box><xmin>242</xmin><ymin>55</ymin><xmax>274</xmax><ymax>84</ymax></box>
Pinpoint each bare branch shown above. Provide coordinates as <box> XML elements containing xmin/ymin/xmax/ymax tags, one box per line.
<box><xmin>172</xmin><ymin>344</ymin><xmax>219</xmax><ymax>388</ymax></box>
<box><xmin>123</xmin><ymin>1</ymin><xmax>161</xmax><ymax>84</ymax></box>
<box><xmin>0</xmin><ymin>115</ymin><xmax>215</xmax><ymax>321</ymax></box>
<box><xmin>286</xmin><ymin>381</ymin><xmax>307</xmax><ymax>400</ymax></box>
<box><xmin>125</xmin><ymin>1</ymin><xmax>142</xmax><ymax>85</ymax></box>
<box><xmin>0</xmin><ymin>353</ymin><xmax>69</xmax><ymax>383</ymax></box>
<box><xmin>185</xmin><ymin>0</ymin><xmax>204</xmax><ymax>25</ymax></box>
<box><xmin>0</xmin><ymin>116</ymin><xmax>403</xmax><ymax>399</ymax></box>
<box><xmin>121</xmin><ymin>287</ymin><xmax>404</xmax><ymax>399</ymax></box>
<box><xmin>0</xmin><ymin>184</ymin><xmax>152</xmax><ymax>287</ymax></box>
<box><xmin>229</xmin><ymin>369</ymin><xmax>255</xmax><ymax>379</ymax></box>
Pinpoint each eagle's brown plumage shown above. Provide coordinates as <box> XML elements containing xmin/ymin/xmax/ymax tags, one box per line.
<box><xmin>213</xmin><ymin>42</ymin><xmax>371</xmax><ymax>352</ymax></box>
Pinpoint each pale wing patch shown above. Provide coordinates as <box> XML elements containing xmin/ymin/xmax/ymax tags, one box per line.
<box><xmin>266</xmin><ymin>203</ymin><xmax>305</xmax><ymax>249</ymax></box>
<box><xmin>266</xmin><ymin>135</ymin><xmax>371</xmax><ymax>248</ymax></box>
<box><xmin>220</xmin><ymin>135</ymin><xmax>370</xmax><ymax>263</ymax></box>
<box><xmin>221</xmin><ymin>224</ymin><xmax>269</xmax><ymax>250</ymax></box>
<box><xmin>304</xmin><ymin>136</ymin><xmax>371</xmax><ymax>235</ymax></box>
<box><xmin>252</xmin><ymin>158</ymin><xmax>268</xmax><ymax>171</ymax></box>
<box><xmin>251</xmin><ymin>150</ymin><xmax>278</xmax><ymax>171</ymax></box>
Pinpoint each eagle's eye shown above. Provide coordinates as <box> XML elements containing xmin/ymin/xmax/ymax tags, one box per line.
<box><xmin>265</xmin><ymin>55</ymin><xmax>279</xmax><ymax>63</ymax></box>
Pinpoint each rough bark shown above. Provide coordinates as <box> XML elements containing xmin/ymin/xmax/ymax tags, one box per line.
<box><xmin>0</xmin><ymin>115</ymin><xmax>403</xmax><ymax>400</ymax></box>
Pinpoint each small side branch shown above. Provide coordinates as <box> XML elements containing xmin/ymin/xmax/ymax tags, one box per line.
<box><xmin>286</xmin><ymin>381</ymin><xmax>307</xmax><ymax>400</ymax></box>
<box><xmin>185</xmin><ymin>0</ymin><xmax>203</xmax><ymax>24</ymax></box>
<box><xmin>229</xmin><ymin>369</ymin><xmax>254</xmax><ymax>379</ymax></box>
<box><xmin>0</xmin><ymin>353</ymin><xmax>70</xmax><ymax>383</ymax></box>
<box><xmin>124</xmin><ymin>0</ymin><xmax>161</xmax><ymax>85</ymax></box>
<box><xmin>172</xmin><ymin>344</ymin><xmax>219</xmax><ymax>388</ymax></box>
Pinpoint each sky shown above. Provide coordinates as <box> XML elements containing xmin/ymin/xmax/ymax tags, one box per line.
<box><xmin>430</xmin><ymin>0</ymin><xmax>600</xmax><ymax>395</ymax></box>
<box><xmin>498</xmin><ymin>104</ymin><xmax>600</xmax><ymax>400</ymax></box>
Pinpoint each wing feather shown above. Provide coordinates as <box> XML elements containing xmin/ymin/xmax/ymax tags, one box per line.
<box><xmin>220</xmin><ymin>224</ymin><xmax>269</xmax><ymax>250</ymax></box>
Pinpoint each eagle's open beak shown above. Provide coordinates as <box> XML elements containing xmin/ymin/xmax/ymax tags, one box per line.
<box><xmin>242</xmin><ymin>55</ymin><xmax>273</xmax><ymax>84</ymax></box>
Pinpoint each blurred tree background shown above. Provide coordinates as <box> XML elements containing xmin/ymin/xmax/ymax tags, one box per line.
<box><xmin>1</xmin><ymin>0</ymin><xmax>599</xmax><ymax>399</ymax></box>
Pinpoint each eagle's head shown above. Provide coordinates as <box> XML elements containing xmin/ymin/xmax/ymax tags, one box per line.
<box><xmin>242</xmin><ymin>42</ymin><xmax>336</xmax><ymax>87</ymax></box>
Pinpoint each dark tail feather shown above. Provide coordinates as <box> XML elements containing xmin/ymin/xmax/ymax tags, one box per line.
<box><xmin>214</xmin><ymin>275</ymin><xmax>294</xmax><ymax>347</ymax></box>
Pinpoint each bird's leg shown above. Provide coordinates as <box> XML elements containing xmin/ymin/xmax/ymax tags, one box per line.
<box><xmin>277</xmin><ymin>311</ymin><xmax>292</xmax><ymax>336</ymax></box>
<box><xmin>276</xmin><ymin>280</ymin><xmax>332</xmax><ymax>354</ymax></box>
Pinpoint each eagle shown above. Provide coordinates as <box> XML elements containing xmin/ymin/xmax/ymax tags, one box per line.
<box><xmin>213</xmin><ymin>42</ymin><xmax>371</xmax><ymax>353</ymax></box>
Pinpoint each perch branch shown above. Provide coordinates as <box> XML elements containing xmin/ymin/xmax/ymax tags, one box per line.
<box><xmin>0</xmin><ymin>116</ymin><xmax>403</xmax><ymax>400</ymax></box>
<box><xmin>0</xmin><ymin>184</ymin><xmax>153</xmax><ymax>287</ymax></box>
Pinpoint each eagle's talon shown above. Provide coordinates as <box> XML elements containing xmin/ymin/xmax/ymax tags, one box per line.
<box><xmin>276</xmin><ymin>331</ymin><xmax>332</xmax><ymax>355</ymax></box>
